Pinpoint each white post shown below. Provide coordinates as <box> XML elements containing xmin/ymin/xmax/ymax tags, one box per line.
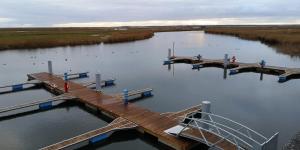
<box><xmin>95</xmin><ymin>73</ymin><xmax>101</xmax><ymax>92</ymax></box>
<box><xmin>224</xmin><ymin>54</ymin><xmax>229</xmax><ymax>68</ymax></box>
<box><xmin>201</xmin><ymin>101</ymin><xmax>211</xmax><ymax>130</ymax></box>
<box><xmin>48</xmin><ymin>61</ymin><xmax>53</xmax><ymax>74</ymax></box>
<box><xmin>168</xmin><ymin>49</ymin><xmax>172</xmax><ymax>60</ymax></box>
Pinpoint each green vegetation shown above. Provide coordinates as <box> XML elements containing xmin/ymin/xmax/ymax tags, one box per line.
<box><xmin>204</xmin><ymin>26</ymin><xmax>300</xmax><ymax>56</ymax></box>
<box><xmin>0</xmin><ymin>26</ymin><xmax>202</xmax><ymax>50</ymax></box>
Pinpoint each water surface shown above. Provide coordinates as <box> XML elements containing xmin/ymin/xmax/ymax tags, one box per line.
<box><xmin>0</xmin><ymin>31</ymin><xmax>299</xmax><ymax>149</ymax></box>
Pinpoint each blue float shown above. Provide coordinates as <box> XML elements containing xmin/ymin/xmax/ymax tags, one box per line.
<box><xmin>39</xmin><ymin>101</ymin><xmax>53</xmax><ymax>110</ymax></box>
<box><xmin>105</xmin><ymin>80</ymin><xmax>115</xmax><ymax>86</ymax></box>
<box><xmin>64</xmin><ymin>73</ymin><xmax>68</xmax><ymax>81</ymax></box>
<box><xmin>229</xmin><ymin>69</ymin><xmax>238</xmax><ymax>75</ymax></box>
<box><xmin>78</xmin><ymin>72</ymin><xmax>88</xmax><ymax>78</ymax></box>
<box><xmin>278</xmin><ymin>76</ymin><xmax>287</xmax><ymax>83</ymax></box>
<box><xmin>89</xmin><ymin>133</ymin><xmax>109</xmax><ymax>144</ymax></box>
<box><xmin>142</xmin><ymin>91</ymin><xmax>152</xmax><ymax>97</ymax></box>
<box><xmin>12</xmin><ymin>84</ymin><xmax>23</xmax><ymax>92</ymax></box>
<box><xmin>192</xmin><ymin>64</ymin><xmax>203</xmax><ymax>70</ymax></box>
<box><xmin>163</xmin><ymin>59</ymin><xmax>172</xmax><ymax>65</ymax></box>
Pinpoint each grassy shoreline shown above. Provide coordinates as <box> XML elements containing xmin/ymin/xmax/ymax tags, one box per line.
<box><xmin>0</xmin><ymin>26</ymin><xmax>202</xmax><ymax>50</ymax></box>
<box><xmin>204</xmin><ymin>26</ymin><xmax>300</xmax><ymax>57</ymax></box>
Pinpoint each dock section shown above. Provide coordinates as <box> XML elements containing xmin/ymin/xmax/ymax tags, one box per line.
<box><xmin>41</xmin><ymin>117</ymin><xmax>137</xmax><ymax>150</ymax></box>
<box><xmin>166</xmin><ymin>55</ymin><xmax>300</xmax><ymax>82</ymax></box>
<box><xmin>29</xmin><ymin>72</ymin><xmax>200</xmax><ymax>150</ymax></box>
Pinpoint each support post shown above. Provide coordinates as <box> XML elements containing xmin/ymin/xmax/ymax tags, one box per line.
<box><xmin>224</xmin><ymin>54</ymin><xmax>229</xmax><ymax>68</ymax></box>
<box><xmin>48</xmin><ymin>61</ymin><xmax>53</xmax><ymax>74</ymax></box>
<box><xmin>168</xmin><ymin>49</ymin><xmax>172</xmax><ymax>60</ymax></box>
<box><xmin>64</xmin><ymin>73</ymin><xmax>69</xmax><ymax>93</ymax></box>
<box><xmin>201</xmin><ymin>101</ymin><xmax>211</xmax><ymax>130</ymax></box>
<box><xmin>123</xmin><ymin>89</ymin><xmax>129</xmax><ymax>105</ymax></box>
<box><xmin>95</xmin><ymin>73</ymin><xmax>101</xmax><ymax>92</ymax></box>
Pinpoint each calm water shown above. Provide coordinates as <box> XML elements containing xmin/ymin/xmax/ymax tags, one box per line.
<box><xmin>0</xmin><ymin>31</ymin><xmax>300</xmax><ymax>149</ymax></box>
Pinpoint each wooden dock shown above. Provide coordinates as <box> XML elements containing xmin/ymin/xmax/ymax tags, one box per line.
<box><xmin>28</xmin><ymin>72</ymin><xmax>208</xmax><ymax>150</ymax></box>
<box><xmin>41</xmin><ymin>117</ymin><xmax>137</xmax><ymax>150</ymax></box>
<box><xmin>167</xmin><ymin>56</ymin><xmax>300</xmax><ymax>82</ymax></box>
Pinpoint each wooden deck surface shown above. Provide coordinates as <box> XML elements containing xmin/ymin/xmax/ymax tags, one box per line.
<box><xmin>41</xmin><ymin>117</ymin><xmax>137</xmax><ymax>150</ymax></box>
<box><xmin>29</xmin><ymin>72</ymin><xmax>236</xmax><ymax>150</ymax></box>
<box><xmin>170</xmin><ymin>56</ymin><xmax>300</xmax><ymax>81</ymax></box>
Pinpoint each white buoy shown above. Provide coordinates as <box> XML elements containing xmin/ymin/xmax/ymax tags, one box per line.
<box><xmin>95</xmin><ymin>73</ymin><xmax>101</xmax><ymax>92</ymax></box>
<box><xmin>201</xmin><ymin>101</ymin><xmax>211</xmax><ymax>130</ymax></box>
<box><xmin>48</xmin><ymin>61</ymin><xmax>53</xmax><ymax>74</ymax></box>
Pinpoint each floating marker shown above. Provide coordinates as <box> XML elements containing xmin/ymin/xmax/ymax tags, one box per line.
<box><xmin>278</xmin><ymin>76</ymin><xmax>287</xmax><ymax>82</ymax></box>
<box><xmin>142</xmin><ymin>91</ymin><xmax>152</xmax><ymax>97</ymax></box>
<box><xmin>123</xmin><ymin>89</ymin><xmax>129</xmax><ymax>105</ymax></box>
<box><xmin>192</xmin><ymin>64</ymin><xmax>203</xmax><ymax>70</ymax></box>
<box><xmin>39</xmin><ymin>101</ymin><xmax>53</xmax><ymax>110</ymax></box>
<box><xmin>12</xmin><ymin>84</ymin><xmax>23</xmax><ymax>92</ymax></box>
<box><xmin>229</xmin><ymin>69</ymin><xmax>238</xmax><ymax>75</ymax></box>
<box><xmin>89</xmin><ymin>133</ymin><xmax>108</xmax><ymax>143</ymax></box>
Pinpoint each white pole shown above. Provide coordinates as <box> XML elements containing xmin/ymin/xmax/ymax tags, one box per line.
<box><xmin>202</xmin><ymin>101</ymin><xmax>211</xmax><ymax>130</ymax></box>
<box><xmin>48</xmin><ymin>61</ymin><xmax>53</xmax><ymax>74</ymax></box>
<box><xmin>95</xmin><ymin>73</ymin><xmax>101</xmax><ymax>92</ymax></box>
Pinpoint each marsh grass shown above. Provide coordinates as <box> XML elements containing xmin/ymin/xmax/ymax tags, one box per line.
<box><xmin>204</xmin><ymin>26</ymin><xmax>300</xmax><ymax>56</ymax></box>
<box><xmin>0</xmin><ymin>26</ymin><xmax>200</xmax><ymax>50</ymax></box>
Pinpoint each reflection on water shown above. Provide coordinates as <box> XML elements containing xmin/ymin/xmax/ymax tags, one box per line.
<box><xmin>0</xmin><ymin>31</ymin><xmax>300</xmax><ymax>149</ymax></box>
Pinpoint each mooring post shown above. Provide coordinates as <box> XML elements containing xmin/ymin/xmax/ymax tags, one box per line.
<box><xmin>123</xmin><ymin>89</ymin><xmax>129</xmax><ymax>105</ymax></box>
<box><xmin>224</xmin><ymin>54</ymin><xmax>229</xmax><ymax>68</ymax></box>
<box><xmin>168</xmin><ymin>49</ymin><xmax>172</xmax><ymax>60</ymax></box>
<box><xmin>260</xmin><ymin>60</ymin><xmax>266</xmax><ymax>68</ymax></box>
<box><xmin>64</xmin><ymin>72</ymin><xmax>69</xmax><ymax>93</ymax></box>
<box><xmin>48</xmin><ymin>61</ymin><xmax>53</xmax><ymax>74</ymax></box>
<box><xmin>95</xmin><ymin>73</ymin><xmax>101</xmax><ymax>92</ymax></box>
<box><xmin>201</xmin><ymin>101</ymin><xmax>211</xmax><ymax>130</ymax></box>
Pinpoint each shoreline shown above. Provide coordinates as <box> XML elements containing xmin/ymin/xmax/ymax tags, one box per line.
<box><xmin>0</xmin><ymin>26</ymin><xmax>202</xmax><ymax>51</ymax></box>
<box><xmin>204</xmin><ymin>27</ymin><xmax>300</xmax><ymax>57</ymax></box>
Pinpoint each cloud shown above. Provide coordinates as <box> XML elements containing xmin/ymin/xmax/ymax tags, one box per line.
<box><xmin>0</xmin><ymin>17</ymin><xmax>14</xmax><ymax>23</ymax></box>
<box><xmin>0</xmin><ymin>0</ymin><xmax>299</xmax><ymax>27</ymax></box>
<box><xmin>54</xmin><ymin>17</ymin><xmax>300</xmax><ymax>27</ymax></box>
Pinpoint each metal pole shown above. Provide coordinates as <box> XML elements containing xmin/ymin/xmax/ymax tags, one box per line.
<box><xmin>123</xmin><ymin>89</ymin><xmax>129</xmax><ymax>105</ymax></box>
<box><xmin>48</xmin><ymin>61</ymin><xmax>53</xmax><ymax>74</ymax></box>
<box><xmin>201</xmin><ymin>101</ymin><xmax>211</xmax><ymax>130</ymax></box>
<box><xmin>224</xmin><ymin>54</ymin><xmax>229</xmax><ymax>68</ymax></box>
<box><xmin>95</xmin><ymin>73</ymin><xmax>101</xmax><ymax>92</ymax></box>
<box><xmin>168</xmin><ymin>49</ymin><xmax>172</xmax><ymax>60</ymax></box>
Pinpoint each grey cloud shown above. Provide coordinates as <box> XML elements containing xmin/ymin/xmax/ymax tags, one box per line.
<box><xmin>0</xmin><ymin>0</ymin><xmax>299</xmax><ymax>27</ymax></box>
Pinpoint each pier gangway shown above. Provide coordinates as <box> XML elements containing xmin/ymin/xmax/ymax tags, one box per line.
<box><xmin>174</xmin><ymin>111</ymin><xmax>278</xmax><ymax>150</ymax></box>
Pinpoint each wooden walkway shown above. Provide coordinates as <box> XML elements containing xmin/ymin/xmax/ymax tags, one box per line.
<box><xmin>28</xmin><ymin>72</ymin><xmax>237</xmax><ymax>150</ymax></box>
<box><xmin>41</xmin><ymin>117</ymin><xmax>137</xmax><ymax>150</ymax></box>
<box><xmin>0</xmin><ymin>94</ymin><xmax>75</xmax><ymax>114</ymax></box>
<box><xmin>168</xmin><ymin>56</ymin><xmax>300</xmax><ymax>82</ymax></box>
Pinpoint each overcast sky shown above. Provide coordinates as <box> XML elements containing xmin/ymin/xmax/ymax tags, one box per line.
<box><xmin>0</xmin><ymin>0</ymin><xmax>299</xmax><ymax>27</ymax></box>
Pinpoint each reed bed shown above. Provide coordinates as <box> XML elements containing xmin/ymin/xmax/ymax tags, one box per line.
<box><xmin>204</xmin><ymin>26</ymin><xmax>300</xmax><ymax>56</ymax></box>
